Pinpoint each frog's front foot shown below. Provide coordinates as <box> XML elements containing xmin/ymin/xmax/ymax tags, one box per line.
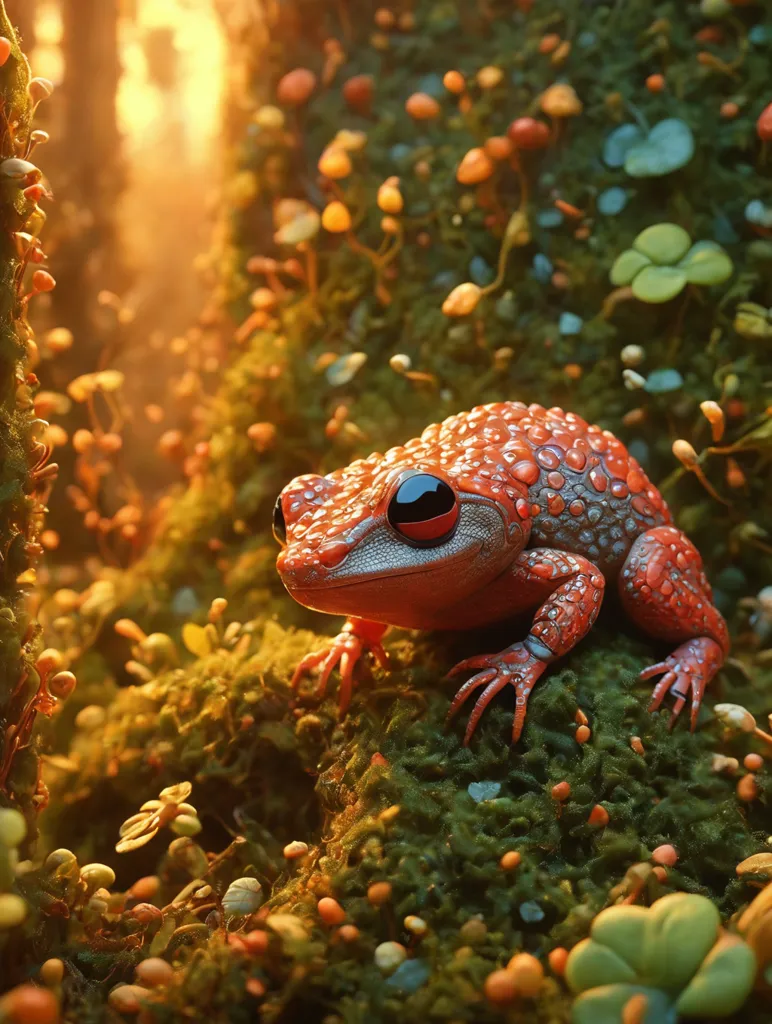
<box><xmin>446</xmin><ymin>641</ymin><xmax>549</xmax><ymax>746</ymax></box>
<box><xmin>291</xmin><ymin>617</ymin><xmax>389</xmax><ymax>716</ymax></box>
<box><xmin>642</xmin><ymin>637</ymin><xmax>724</xmax><ymax>731</ymax></box>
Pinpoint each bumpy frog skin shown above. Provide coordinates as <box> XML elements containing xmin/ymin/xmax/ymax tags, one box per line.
<box><xmin>274</xmin><ymin>402</ymin><xmax>728</xmax><ymax>745</ymax></box>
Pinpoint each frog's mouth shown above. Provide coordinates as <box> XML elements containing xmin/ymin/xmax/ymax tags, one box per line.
<box><xmin>299</xmin><ymin>538</ymin><xmax>485</xmax><ymax>590</ymax></box>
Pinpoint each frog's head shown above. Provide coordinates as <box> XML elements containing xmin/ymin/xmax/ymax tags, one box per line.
<box><xmin>273</xmin><ymin>456</ymin><xmax>530</xmax><ymax>627</ymax></box>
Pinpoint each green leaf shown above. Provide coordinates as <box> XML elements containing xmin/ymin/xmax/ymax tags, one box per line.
<box><xmin>624</xmin><ymin>118</ymin><xmax>695</xmax><ymax>178</ymax></box>
<box><xmin>641</xmin><ymin>893</ymin><xmax>720</xmax><ymax>991</ymax></box>
<box><xmin>603</xmin><ymin>124</ymin><xmax>644</xmax><ymax>168</ymax></box>
<box><xmin>572</xmin><ymin>984</ymin><xmax>677</xmax><ymax>1024</ymax></box>
<box><xmin>610</xmin><ymin>249</ymin><xmax>651</xmax><ymax>286</ymax></box>
<box><xmin>632</xmin><ymin>266</ymin><xmax>687</xmax><ymax>303</ymax></box>
<box><xmin>633</xmin><ymin>223</ymin><xmax>691</xmax><ymax>264</ymax></box>
<box><xmin>678</xmin><ymin>241</ymin><xmax>733</xmax><ymax>286</ymax></box>
<box><xmin>565</xmin><ymin>938</ymin><xmax>637</xmax><ymax>994</ymax></box>
<box><xmin>591</xmin><ymin>906</ymin><xmax>649</xmax><ymax>973</ymax></box>
<box><xmin>676</xmin><ymin>936</ymin><xmax>756</xmax><ymax>1017</ymax></box>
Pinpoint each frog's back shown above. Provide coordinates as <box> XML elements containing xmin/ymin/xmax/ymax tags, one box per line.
<box><xmin>429</xmin><ymin>401</ymin><xmax>673</xmax><ymax>576</ymax></box>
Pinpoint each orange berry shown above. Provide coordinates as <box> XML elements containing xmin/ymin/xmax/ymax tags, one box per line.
<box><xmin>321</xmin><ymin>201</ymin><xmax>351</xmax><ymax>233</ymax></box>
<box><xmin>575</xmin><ymin>724</ymin><xmax>591</xmax><ymax>744</ymax></box>
<box><xmin>652</xmin><ymin>866</ymin><xmax>668</xmax><ymax>883</ymax></box>
<box><xmin>484</xmin><ymin>135</ymin><xmax>514</xmax><ymax>161</ymax></box>
<box><xmin>318</xmin><ymin>147</ymin><xmax>352</xmax><ymax>179</ymax></box>
<box><xmin>243</xmin><ymin>930</ymin><xmax>269</xmax><ymax>955</ymax></box>
<box><xmin>337</xmin><ymin>924</ymin><xmax>360</xmax><ymax>941</ymax></box>
<box><xmin>32</xmin><ymin>270</ymin><xmax>56</xmax><ymax>293</ymax></box>
<box><xmin>456</xmin><ymin>146</ymin><xmax>495</xmax><ymax>185</ymax></box>
<box><xmin>737</xmin><ymin>774</ymin><xmax>758</xmax><ymax>802</ymax></box>
<box><xmin>630</xmin><ymin>736</ymin><xmax>645</xmax><ymax>755</ymax></box>
<box><xmin>135</xmin><ymin>958</ymin><xmax>173</xmax><ymax>988</ymax></box>
<box><xmin>651</xmin><ymin>844</ymin><xmax>678</xmax><ymax>867</ymax></box>
<box><xmin>443</xmin><ymin>70</ymin><xmax>465</xmax><ymax>95</ymax></box>
<box><xmin>405</xmin><ymin>92</ymin><xmax>440</xmax><ymax>119</ymax></box>
<box><xmin>276</xmin><ymin>68</ymin><xmax>316</xmax><ymax>107</ymax></box>
<box><xmin>744</xmin><ymin>753</ymin><xmax>764</xmax><ymax>771</ymax></box>
<box><xmin>374</xmin><ymin>7</ymin><xmax>395</xmax><ymax>29</ymax></box>
<box><xmin>539</xmin><ymin>33</ymin><xmax>560</xmax><ymax>54</ymax></box>
<box><xmin>2</xmin><ymin>985</ymin><xmax>59</xmax><ymax>1024</ymax></box>
<box><xmin>500</xmin><ymin>850</ymin><xmax>521</xmax><ymax>871</ymax></box>
<box><xmin>342</xmin><ymin>74</ymin><xmax>374</xmax><ymax>114</ymax></box>
<box><xmin>721</xmin><ymin>101</ymin><xmax>739</xmax><ymax>119</ymax></box>
<box><xmin>551</xmin><ymin>781</ymin><xmax>570</xmax><ymax>801</ymax></box>
<box><xmin>588</xmin><ymin>804</ymin><xmax>609</xmax><ymax>827</ymax></box>
<box><xmin>548</xmin><ymin>947</ymin><xmax>568</xmax><ymax>976</ymax></box>
<box><xmin>484</xmin><ymin>969</ymin><xmax>518</xmax><ymax>1006</ymax></box>
<box><xmin>318</xmin><ymin>897</ymin><xmax>346</xmax><ymax>925</ymax></box>
<box><xmin>646</xmin><ymin>73</ymin><xmax>665</xmax><ymax>93</ymax></box>
<box><xmin>506</xmin><ymin>953</ymin><xmax>544</xmax><ymax>997</ymax></box>
<box><xmin>367</xmin><ymin>882</ymin><xmax>392</xmax><ymax>906</ymax></box>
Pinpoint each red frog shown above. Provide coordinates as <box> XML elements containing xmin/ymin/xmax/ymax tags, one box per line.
<box><xmin>273</xmin><ymin>402</ymin><xmax>728</xmax><ymax>745</ymax></box>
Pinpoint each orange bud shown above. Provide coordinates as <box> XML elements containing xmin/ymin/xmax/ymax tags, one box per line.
<box><xmin>321</xmin><ymin>201</ymin><xmax>352</xmax><ymax>233</ymax></box>
<box><xmin>442</xmin><ymin>282</ymin><xmax>481</xmax><ymax>317</ymax></box>
<box><xmin>405</xmin><ymin>92</ymin><xmax>440</xmax><ymax>119</ymax></box>
<box><xmin>672</xmin><ymin>439</ymin><xmax>699</xmax><ymax>469</ymax></box>
<box><xmin>443</xmin><ymin>70</ymin><xmax>465</xmax><ymax>95</ymax></box>
<box><xmin>699</xmin><ymin>400</ymin><xmax>724</xmax><ymax>442</ymax></box>
<box><xmin>588</xmin><ymin>804</ymin><xmax>609</xmax><ymax>827</ymax></box>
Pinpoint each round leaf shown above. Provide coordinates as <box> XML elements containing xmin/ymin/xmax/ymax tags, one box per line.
<box><xmin>644</xmin><ymin>369</ymin><xmax>684</xmax><ymax>394</ymax></box>
<box><xmin>610</xmin><ymin>249</ymin><xmax>651</xmax><ymax>286</ymax></box>
<box><xmin>641</xmin><ymin>893</ymin><xmax>720</xmax><ymax>991</ymax></box>
<box><xmin>633</xmin><ymin>223</ymin><xmax>691</xmax><ymax>264</ymax></box>
<box><xmin>678</xmin><ymin>241</ymin><xmax>733</xmax><ymax>286</ymax></box>
<box><xmin>624</xmin><ymin>119</ymin><xmax>695</xmax><ymax>177</ymax></box>
<box><xmin>573</xmin><ymin>984</ymin><xmax>677</xmax><ymax>1024</ymax></box>
<box><xmin>565</xmin><ymin>938</ymin><xmax>637</xmax><ymax>994</ymax></box>
<box><xmin>590</xmin><ymin>905</ymin><xmax>649</xmax><ymax>973</ymax></box>
<box><xmin>603</xmin><ymin>124</ymin><xmax>644</xmax><ymax>168</ymax></box>
<box><xmin>676</xmin><ymin>936</ymin><xmax>756</xmax><ymax>1017</ymax></box>
<box><xmin>632</xmin><ymin>266</ymin><xmax>687</xmax><ymax>303</ymax></box>
<box><xmin>597</xmin><ymin>187</ymin><xmax>628</xmax><ymax>216</ymax></box>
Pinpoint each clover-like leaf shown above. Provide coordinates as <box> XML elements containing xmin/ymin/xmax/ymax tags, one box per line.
<box><xmin>572</xmin><ymin>983</ymin><xmax>677</xmax><ymax>1024</ymax></box>
<box><xmin>678</xmin><ymin>241</ymin><xmax>733</xmax><ymax>286</ymax></box>
<box><xmin>676</xmin><ymin>936</ymin><xmax>757</xmax><ymax>1018</ymax></box>
<box><xmin>610</xmin><ymin>249</ymin><xmax>651</xmax><ymax>286</ymax></box>
<box><xmin>603</xmin><ymin>123</ymin><xmax>644</xmax><ymax>168</ymax></box>
<box><xmin>590</xmin><ymin>906</ymin><xmax>649</xmax><ymax>974</ymax></box>
<box><xmin>640</xmin><ymin>893</ymin><xmax>720</xmax><ymax>992</ymax></box>
<box><xmin>624</xmin><ymin>118</ymin><xmax>695</xmax><ymax>177</ymax></box>
<box><xmin>632</xmin><ymin>265</ymin><xmax>687</xmax><ymax>303</ymax></box>
<box><xmin>633</xmin><ymin>223</ymin><xmax>691</xmax><ymax>265</ymax></box>
<box><xmin>565</xmin><ymin>938</ymin><xmax>637</xmax><ymax>993</ymax></box>
<box><xmin>734</xmin><ymin>302</ymin><xmax>772</xmax><ymax>340</ymax></box>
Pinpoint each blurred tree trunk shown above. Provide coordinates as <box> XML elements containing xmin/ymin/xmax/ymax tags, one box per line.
<box><xmin>42</xmin><ymin>0</ymin><xmax>125</xmax><ymax>555</ymax></box>
<box><xmin>52</xmin><ymin>0</ymin><xmax>123</xmax><ymax>355</ymax></box>
<box><xmin>3</xmin><ymin>0</ymin><xmax>35</xmax><ymax>51</ymax></box>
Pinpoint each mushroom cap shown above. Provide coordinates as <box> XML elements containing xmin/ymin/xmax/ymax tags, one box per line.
<box><xmin>540</xmin><ymin>83</ymin><xmax>583</xmax><ymax>118</ymax></box>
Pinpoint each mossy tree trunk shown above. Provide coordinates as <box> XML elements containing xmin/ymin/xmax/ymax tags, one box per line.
<box><xmin>0</xmin><ymin>3</ymin><xmax>46</xmax><ymax>834</ymax></box>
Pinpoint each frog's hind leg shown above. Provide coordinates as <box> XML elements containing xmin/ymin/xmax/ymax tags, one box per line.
<box><xmin>618</xmin><ymin>526</ymin><xmax>729</xmax><ymax>730</ymax></box>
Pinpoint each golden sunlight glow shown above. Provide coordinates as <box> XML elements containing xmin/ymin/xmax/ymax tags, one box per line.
<box><xmin>117</xmin><ymin>0</ymin><xmax>226</xmax><ymax>164</ymax></box>
<box><xmin>33</xmin><ymin>1</ymin><xmax>64</xmax><ymax>84</ymax></box>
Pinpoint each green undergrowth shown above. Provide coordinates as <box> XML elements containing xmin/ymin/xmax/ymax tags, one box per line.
<box><xmin>44</xmin><ymin>612</ymin><xmax>772</xmax><ymax>1021</ymax></box>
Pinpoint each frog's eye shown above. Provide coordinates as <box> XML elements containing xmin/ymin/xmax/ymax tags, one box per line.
<box><xmin>272</xmin><ymin>496</ymin><xmax>287</xmax><ymax>546</ymax></box>
<box><xmin>388</xmin><ymin>473</ymin><xmax>459</xmax><ymax>545</ymax></box>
